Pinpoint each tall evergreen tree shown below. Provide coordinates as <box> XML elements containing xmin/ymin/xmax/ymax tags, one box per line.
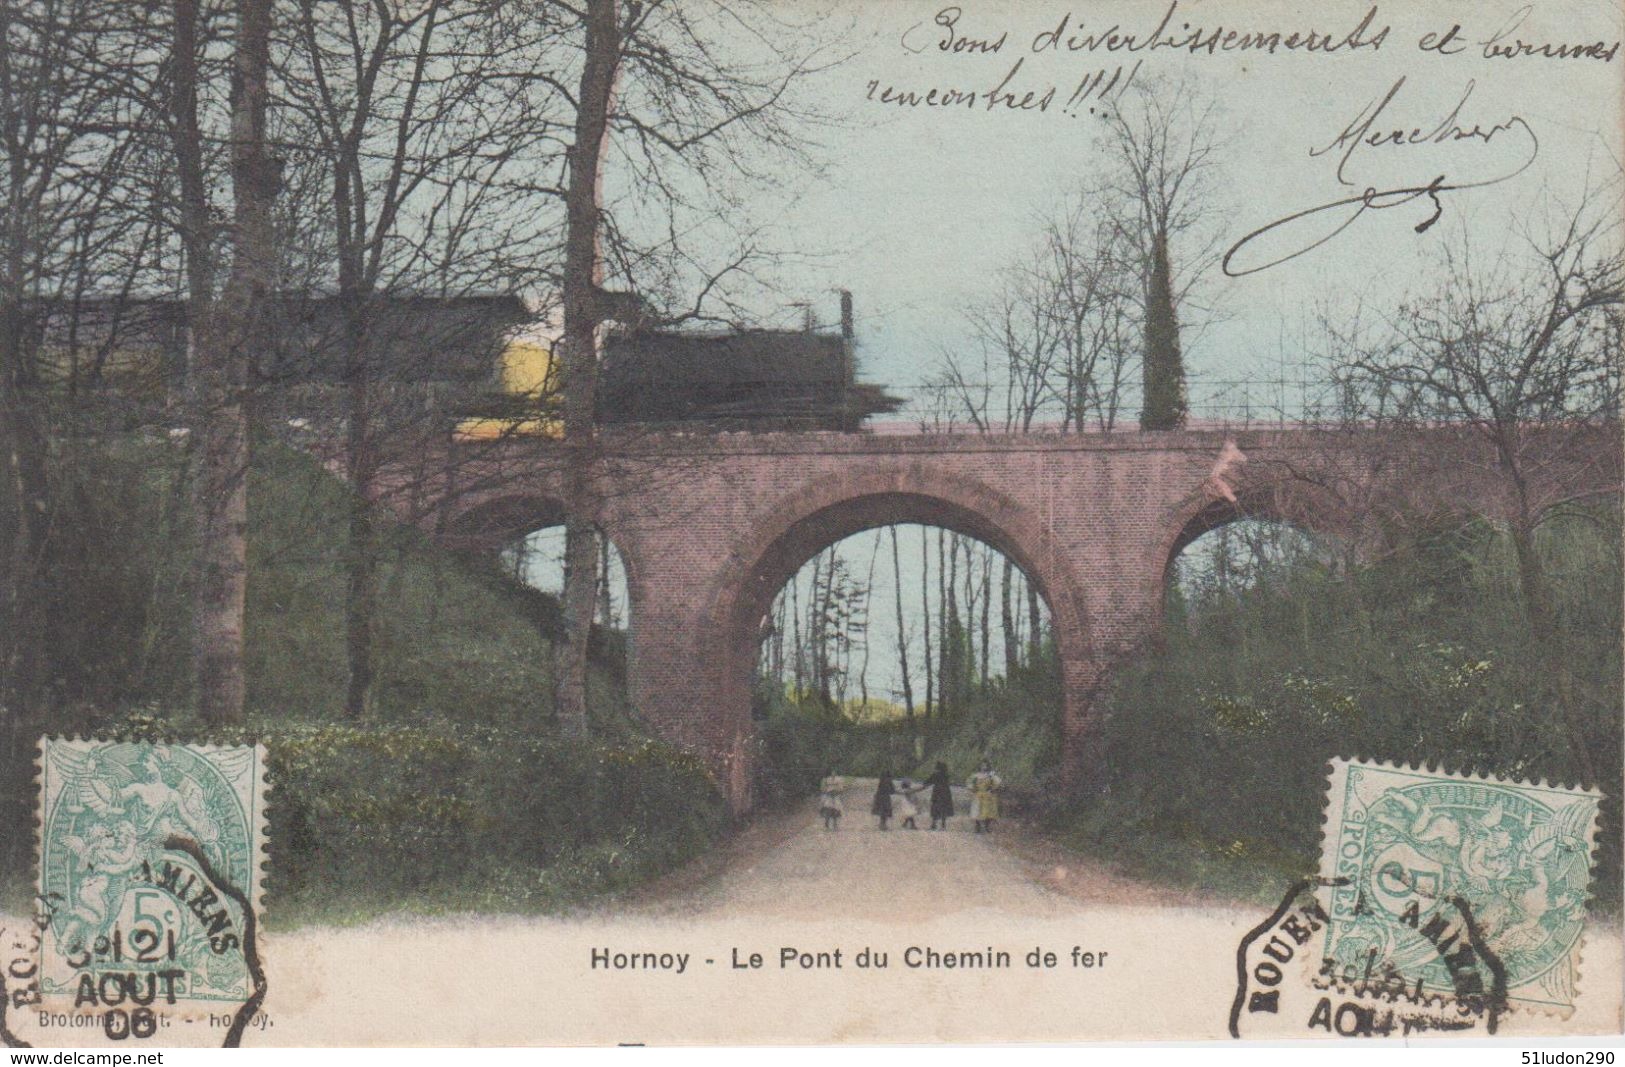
<box><xmin>1140</xmin><ymin>230</ymin><xmax>1187</xmax><ymax>430</ymax></box>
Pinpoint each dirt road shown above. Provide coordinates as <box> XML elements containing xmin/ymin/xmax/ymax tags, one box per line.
<box><xmin>622</xmin><ymin>782</ymin><xmax>1214</xmax><ymax>920</ymax></box>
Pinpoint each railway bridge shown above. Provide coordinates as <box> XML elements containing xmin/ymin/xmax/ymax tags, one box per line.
<box><xmin>373</xmin><ymin>423</ymin><xmax>1620</xmax><ymax>811</ymax></box>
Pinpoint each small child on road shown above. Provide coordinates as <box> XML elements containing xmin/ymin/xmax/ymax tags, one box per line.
<box><xmin>819</xmin><ymin>772</ymin><xmax>845</xmax><ymax>830</ymax></box>
<box><xmin>892</xmin><ymin>777</ymin><xmax>924</xmax><ymax>829</ymax></box>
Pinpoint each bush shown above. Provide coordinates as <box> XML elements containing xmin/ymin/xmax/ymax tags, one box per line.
<box><xmin>916</xmin><ymin>655</ymin><xmax>1063</xmax><ymax>795</ymax></box>
<box><xmin>757</xmin><ymin>712</ymin><xmax>854</xmax><ymax>806</ymax></box>
<box><xmin>265</xmin><ymin>721</ymin><xmax>726</xmax><ymax>911</ymax></box>
<box><xmin>245</xmin><ymin>442</ymin><xmax>632</xmax><ymax>729</ymax></box>
<box><xmin>1060</xmin><ymin>507</ymin><xmax>1623</xmax><ymax>908</ymax></box>
<box><xmin>752</xmin><ymin>683</ymin><xmax>893</xmax><ymax>805</ymax></box>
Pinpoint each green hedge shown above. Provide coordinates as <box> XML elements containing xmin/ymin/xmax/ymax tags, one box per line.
<box><xmin>267</xmin><ymin>722</ymin><xmax>727</xmax><ymax>912</ymax></box>
<box><xmin>2</xmin><ymin>716</ymin><xmax>728</xmax><ymax>920</ymax></box>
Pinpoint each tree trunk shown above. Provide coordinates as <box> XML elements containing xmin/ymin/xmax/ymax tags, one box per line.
<box><xmin>1001</xmin><ymin>556</ymin><xmax>1018</xmax><ymax>678</ymax></box>
<box><xmin>188</xmin><ymin>0</ymin><xmax>277</xmax><ymax>726</ymax></box>
<box><xmin>979</xmin><ymin>549</ymin><xmax>991</xmax><ymax>689</ymax></box>
<box><xmin>1509</xmin><ymin>511</ymin><xmax>1597</xmax><ymax>784</ymax></box>
<box><xmin>956</xmin><ymin>537</ymin><xmax>968</xmax><ymax>692</ymax></box>
<box><xmin>943</xmin><ymin>532</ymin><xmax>960</xmax><ymax>713</ymax></box>
<box><xmin>557</xmin><ymin>516</ymin><xmax>600</xmax><ymax>734</ymax></box>
<box><xmin>342</xmin><ymin>370</ymin><xmax>377</xmax><ymax>720</ymax></box>
<box><xmin>890</xmin><ymin>525</ymin><xmax>914</xmax><ymax>721</ymax></box>
<box><xmin>554</xmin><ymin>0</ymin><xmax>620</xmax><ymax>737</ymax></box>
<box><xmin>0</xmin><ymin>307</ymin><xmax>49</xmax><ymax>665</ymax></box>
<box><xmin>815</xmin><ymin>548</ymin><xmax>834</xmax><ymax>707</ymax></box>
<box><xmin>920</xmin><ymin>524</ymin><xmax>933</xmax><ymax>721</ymax></box>
<box><xmin>857</xmin><ymin>530</ymin><xmax>879</xmax><ymax>712</ymax></box>
<box><xmin>0</xmin><ymin>300</ymin><xmax>50</xmax><ymax>735</ymax></box>
<box><xmin>597</xmin><ymin>532</ymin><xmax>614</xmax><ymax>625</ymax></box>
<box><xmin>0</xmin><ymin>0</ymin><xmax>48</xmax><ymax>749</ymax></box>
<box><xmin>1027</xmin><ymin>582</ymin><xmax>1042</xmax><ymax>662</ymax></box>
<box><xmin>936</xmin><ymin>528</ymin><xmax>949</xmax><ymax>715</ymax></box>
<box><xmin>335</xmin><ymin>97</ymin><xmax>375</xmax><ymax>719</ymax></box>
<box><xmin>769</xmin><ymin>590</ymin><xmax>784</xmax><ymax>682</ymax></box>
<box><xmin>790</xmin><ymin>570</ymin><xmax>805</xmax><ymax>699</ymax></box>
<box><xmin>193</xmin><ymin>347</ymin><xmax>249</xmax><ymax>726</ymax></box>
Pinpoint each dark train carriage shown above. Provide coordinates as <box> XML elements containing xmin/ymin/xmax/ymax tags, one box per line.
<box><xmin>598</xmin><ymin>325</ymin><xmax>899</xmax><ymax>432</ymax></box>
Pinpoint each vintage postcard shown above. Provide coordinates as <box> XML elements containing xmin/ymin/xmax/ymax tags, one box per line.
<box><xmin>0</xmin><ymin>0</ymin><xmax>1620</xmax><ymax>1048</ymax></box>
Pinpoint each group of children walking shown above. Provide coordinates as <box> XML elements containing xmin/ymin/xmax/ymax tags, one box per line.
<box><xmin>818</xmin><ymin>761</ymin><xmax>1003</xmax><ymax>833</ymax></box>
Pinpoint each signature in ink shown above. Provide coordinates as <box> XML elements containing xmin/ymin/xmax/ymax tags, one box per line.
<box><xmin>1223</xmin><ymin>78</ymin><xmax>1540</xmax><ymax>277</ymax></box>
<box><xmin>1309</xmin><ymin>76</ymin><xmax>1536</xmax><ymax>187</ymax></box>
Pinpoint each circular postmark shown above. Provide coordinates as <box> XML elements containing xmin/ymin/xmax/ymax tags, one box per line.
<box><xmin>1230</xmin><ymin>875</ymin><xmax>1507</xmax><ymax>1039</ymax></box>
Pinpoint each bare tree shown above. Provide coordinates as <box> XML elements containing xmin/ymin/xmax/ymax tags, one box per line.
<box><xmin>932</xmin><ymin>76</ymin><xmax>1223</xmax><ymax>435</ymax></box>
<box><xmin>961</xmin><ymin>262</ymin><xmax>1060</xmax><ymax>432</ymax></box>
<box><xmin>931</xmin><ymin>227</ymin><xmax>1085</xmax><ymax>433</ymax></box>
<box><xmin>1331</xmin><ymin>176</ymin><xmax>1623</xmax><ymax>781</ymax></box>
<box><xmin>1037</xmin><ymin>198</ymin><xmax>1139</xmax><ymax>431</ymax></box>
<box><xmin>927</xmin><ymin>342</ymin><xmax>994</xmax><ymax>433</ymax></box>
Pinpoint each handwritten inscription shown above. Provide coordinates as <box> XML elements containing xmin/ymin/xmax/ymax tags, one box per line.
<box><xmin>1025</xmin><ymin>3</ymin><xmax>1391</xmax><ymax>56</ymax></box>
<box><xmin>867</xmin><ymin>59</ymin><xmax>1059</xmax><ymax>112</ymax></box>
<box><xmin>902</xmin><ymin>3</ymin><xmax>1392</xmax><ymax>60</ymax></box>
<box><xmin>866</xmin><ymin>4</ymin><xmax>1618</xmax><ymax>123</ymax></box>
<box><xmin>1480</xmin><ymin>5</ymin><xmax>1621</xmax><ymax>61</ymax></box>
<box><xmin>874</xmin><ymin>4</ymin><xmax>1399</xmax><ymax>121</ymax></box>
<box><xmin>867</xmin><ymin>3</ymin><xmax>1617</xmax><ymax>276</ymax></box>
<box><xmin>865</xmin><ymin>59</ymin><xmax>1138</xmax><ymax>115</ymax></box>
<box><xmin>901</xmin><ymin>7</ymin><xmax>1008</xmax><ymax>55</ymax></box>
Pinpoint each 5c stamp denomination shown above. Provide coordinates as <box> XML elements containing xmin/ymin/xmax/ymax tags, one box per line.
<box><xmin>1320</xmin><ymin>758</ymin><xmax>1600</xmax><ymax>1015</ymax></box>
<box><xmin>33</xmin><ymin>738</ymin><xmax>267</xmax><ymax>1044</ymax></box>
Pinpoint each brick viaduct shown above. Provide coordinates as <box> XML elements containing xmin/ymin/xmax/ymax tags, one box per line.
<box><xmin>375</xmin><ymin>424</ymin><xmax>1621</xmax><ymax>812</ymax></box>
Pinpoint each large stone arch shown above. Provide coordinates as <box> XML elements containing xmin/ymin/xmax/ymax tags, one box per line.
<box><xmin>696</xmin><ymin>463</ymin><xmax>1096</xmax><ymax>811</ymax></box>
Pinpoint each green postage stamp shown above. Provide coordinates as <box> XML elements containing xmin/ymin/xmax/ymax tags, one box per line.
<box><xmin>34</xmin><ymin>738</ymin><xmax>267</xmax><ymax>1034</ymax></box>
<box><xmin>1320</xmin><ymin>757</ymin><xmax>1601</xmax><ymax>1015</ymax></box>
